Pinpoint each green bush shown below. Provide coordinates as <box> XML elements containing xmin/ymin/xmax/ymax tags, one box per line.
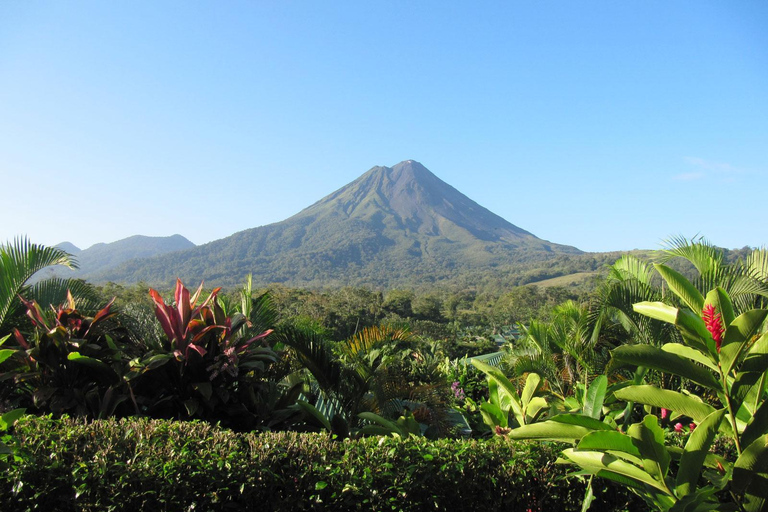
<box><xmin>1</xmin><ymin>416</ymin><xmax>642</xmax><ymax>511</ymax></box>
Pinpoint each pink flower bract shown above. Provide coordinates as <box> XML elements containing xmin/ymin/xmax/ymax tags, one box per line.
<box><xmin>702</xmin><ymin>304</ymin><xmax>725</xmax><ymax>352</ymax></box>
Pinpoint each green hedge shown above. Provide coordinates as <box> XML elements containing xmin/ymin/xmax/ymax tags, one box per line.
<box><xmin>1</xmin><ymin>416</ymin><xmax>642</xmax><ymax>511</ymax></box>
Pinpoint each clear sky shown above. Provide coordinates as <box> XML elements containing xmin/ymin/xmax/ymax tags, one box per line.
<box><xmin>1</xmin><ymin>1</ymin><xmax>766</xmax><ymax>253</ymax></box>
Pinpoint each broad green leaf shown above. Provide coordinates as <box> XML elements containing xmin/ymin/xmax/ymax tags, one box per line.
<box><xmin>741</xmin><ymin>395</ymin><xmax>768</xmax><ymax>449</ymax></box>
<box><xmin>633</xmin><ymin>301</ymin><xmax>678</xmax><ymax>325</ymax></box>
<box><xmin>488</xmin><ymin>377</ymin><xmax>500</xmax><ymax>407</ymax></box>
<box><xmin>562</xmin><ymin>448</ymin><xmax>672</xmax><ymax>495</ymax></box>
<box><xmin>192</xmin><ymin>382</ymin><xmax>213</xmax><ymax>402</ymax></box>
<box><xmin>675</xmin><ymin>309</ymin><xmax>717</xmax><ymax>356</ymax></box>
<box><xmin>668</xmin><ymin>486</ymin><xmax>720</xmax><ymax>512</ymax></box>
<box><xmin>67</xmin><ymin>352</ymin><xmax>119</xmax><ymax>384</ymax></box>
<box><xmin>735</xmin><ymin>373</ymin><xmax>766</xmax><ymax>432</ymax></box>
<box><xmin>654</xmin><ymin>263</ymin><xmax>705</xmax><ymax>315</ymax></box>
<box><xmin>395</xmin><ymin>412</ymin><xmax>421</xmax><ymax>436</ymax></box>
<box><xmin>183</xmin><ymin>399</ymin><xmax>198</xmax><ymax>417</ymax></box>
<box><xmin>676</xmin><ymin>408</ymin><xmax>727</xmax><ymax>498</ymax></box>
<box><xmin>628</xmin><ymin>415</ymin><xmax>670</xmax><ymax>482</ymax></box>
<box><xmin>614</xmin><ymin>386</ymin><xmax>716</xmax><ymax>424</ymax></box>
<box><xmin>0</xmin><ymin>408</ymin><xmax>25</xmax><ymax>431</ymax></box>
<box><xmin>720</xmin><ymin>310</ymin><xmax>768</xmax><ymax>377</ymax></box>
<box><xmin>507</xmin><ymin>415</ymin><xmax>610</xmax><ymax>443</ymax></box>
<box><xmin>577</xmin><ymin>430</ymin><xmax>642</xmax><ymax>460</ymax></box>
<box><xmin>479</xmin><ymin>401</ymin><xmax>507</xmax><ymax>428</ymax></box>
<box><xmin>583</xmin><ymin>375</ymin><xmax>607</xmax><ymax>419</ymax></box>
<box><xmin>732</xmin><ymin>433</ymin><xmax>768</xmax><ymax>511</ymax></box>
<box><xmin>731</xmin><ymin>333</ymin><xmax>768</xmax><ymax>410</ymax></box>
<box><xmin>0</xmin><ymin>349</ymin><xmax>16</xmax><ymax>365</ymax></box>
<box><xmin>472</xmin><ymin>359</ymin><xmax>524</xmax><ymax>424</ymax></box>
<box><xmin>661</xmin><ymin>343</ymin><xmax>717</xmax><ymax>372</ymax></box>
<box><xmin>144</xmin><ymin>353</ymin><xmax>174</xmax><ymax>370</ymax></box>
<box><xmin>633</xmin><ymin>302</ymin><xmax>712</xmax><ymax>354</ymax></box>
<box><xmin>737</xmin><ymin>332</ymin><xmax>768</xmax><ymax>375</ymax></box>
<box><xmin>521</xmin><ymin>372</ymin><xmax>541</xmax><ymax>409</ymax></box>
<box><xmin>612</xmin><ymin>345</ymin><xmax>720</xmax><ymax>391</ymax></box>
<box><xmin>525</xmin><ymin>396</ymin><xmax>548</xmax><ymax>424</ymax></box>
<box><xmin>358</xmin><ymin>411</ymin><xmax>401</xmax><ymax>434</ymax></box>
<box><xmin>551</xmin><ymin>413</ymin><xmax>617</xmax><ymax>430</ymax></box>
<box><xmin>105</xmin><ymin>334</ymin><xmax>119</xmax><ymax>351</ymax></box>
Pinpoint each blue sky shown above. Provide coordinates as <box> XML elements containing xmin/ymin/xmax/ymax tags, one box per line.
<box><xmin>1</xmin><ymin>1</ymin><xmax>766</xmax><ymax>253</ymax></box>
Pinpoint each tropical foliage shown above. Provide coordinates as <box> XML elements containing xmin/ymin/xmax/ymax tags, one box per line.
<box><xmin>0</xmin><ymin>237</ymin><xmax>99</xmax><ymax>333</ymax></box>
<box><xmin>499</xmin><ymin>240</ymin><xmax>768</xmax><ymax>511</ymax></box>
<box><xmin>2</xmin><ymin>236</ymin><xmax>768</xmax><ymax>510</ymax></box>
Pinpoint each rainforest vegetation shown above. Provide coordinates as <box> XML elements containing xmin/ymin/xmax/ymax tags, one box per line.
<box><xmin>1</xmin><ymin>236</ymin><xmax>767</xmax><ymax>511</ymax></box>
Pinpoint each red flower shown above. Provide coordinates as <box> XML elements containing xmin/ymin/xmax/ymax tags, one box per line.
<box><xmin>689</xmin><ymin>422</ymin><xmax>697</xmax><ymax>431</ymax></box>
<box><xmin>702</xmin><ymin>304</ymin><xmax>725</xmax><ymax>352</ymax></box>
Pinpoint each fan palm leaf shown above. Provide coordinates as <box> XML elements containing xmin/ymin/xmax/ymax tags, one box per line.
<box><xmin>0</xmin><ymin>237</ymin><xmax>84</xmax><ymax>332</ymax></box>
<box><xmin>658</xmin><ymin>236</ymin><xmax>768</xmax><ymax>313</ymax></box>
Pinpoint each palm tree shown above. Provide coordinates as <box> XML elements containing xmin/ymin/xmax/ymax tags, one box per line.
<box><xmin>0</xmin><ymin>237</ymin><xmax>98</xmax><ymax>334</ymax></box>
<box><xmin>513</xmin><ymin>300</ymin><xmax>602</xmax><ymax>401</ymax></box>
<box><xmin>587</xmin><ymin>253</ymin><xmax>677</xmax><ymax>348</ymax></box>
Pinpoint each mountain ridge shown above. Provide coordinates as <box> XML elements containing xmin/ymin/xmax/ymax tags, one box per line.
<box><xmin>41</xmin><ymin>234</ymin><xmax>196</xmax><ymax>280</ymax></box>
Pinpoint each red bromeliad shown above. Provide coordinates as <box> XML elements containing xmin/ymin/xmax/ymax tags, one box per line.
<box><xmin>702</xmin><ymin>303</ymin><xmax>725</xmax><ymax>352</ymax></box>
<box><xmin>149</xmin><ymin>279</ymin><xmax>222</xmax><ymax>359</ymax></box>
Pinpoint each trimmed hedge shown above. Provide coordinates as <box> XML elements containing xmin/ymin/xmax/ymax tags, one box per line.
<box><xmin>1</xmin><ymin>416</ymin><xmax>642</xmax><ymax>511</ymax></box>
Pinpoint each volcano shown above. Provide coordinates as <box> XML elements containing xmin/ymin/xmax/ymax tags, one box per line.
<box><xmin>88</xmin><ymin>160</ymin><xmax>581</xmax><ymax>288</ymax></box>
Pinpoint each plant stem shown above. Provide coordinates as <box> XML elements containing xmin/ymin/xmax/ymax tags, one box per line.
<box><xmin>721</xmin><ymin>371</ymin><xmax>743</xmax><ymax>456</ymax></box>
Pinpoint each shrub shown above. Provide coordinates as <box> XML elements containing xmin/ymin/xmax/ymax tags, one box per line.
<box><xmin>0</xmin><ymin>416</ymin><xmax>642</xmax><ymax>511</ymax></box>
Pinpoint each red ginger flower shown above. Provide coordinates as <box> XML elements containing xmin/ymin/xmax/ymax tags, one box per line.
<box><xmin>702</xmin><ymin>304</ymin><xmax>725</xmax><ymax>352</ymax></box>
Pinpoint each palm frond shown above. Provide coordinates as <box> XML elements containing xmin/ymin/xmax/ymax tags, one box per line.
<box><xmin>341</xmin><ymin>324</ymin><xmax>413</xmax><ymax>358</ymax></box>
<box><xmin>28</xmin><ymin>278</ymin><xmax>103</xmax><ymax>314</ymax></box>
<box><xmin>274</xmin><ymin>325</ymin><xmax>343</xmax><ymax>393</ymax></box>
<box><xmin>746</xmin><ymin>248</ymin><xmax>768</xmax><ymax>284</ymax></box>
<box><xmin>0</xmin><ymin>237</ymin><xmax>78</xmax><ymax>331</ymax></box>
<box><xmin>608</xmin><ymin>255</ymin><xmax>656</xmax><ymax>286</ymax></box>
<box><xmin>248</xmin><ymin>291</ymin><xmax>278</xmax><ymax>334</ymax></box>
<box><xmin>659</xmin><ymin>235</ymin><xmax>723</xmax><ymax>276</ymax></box>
